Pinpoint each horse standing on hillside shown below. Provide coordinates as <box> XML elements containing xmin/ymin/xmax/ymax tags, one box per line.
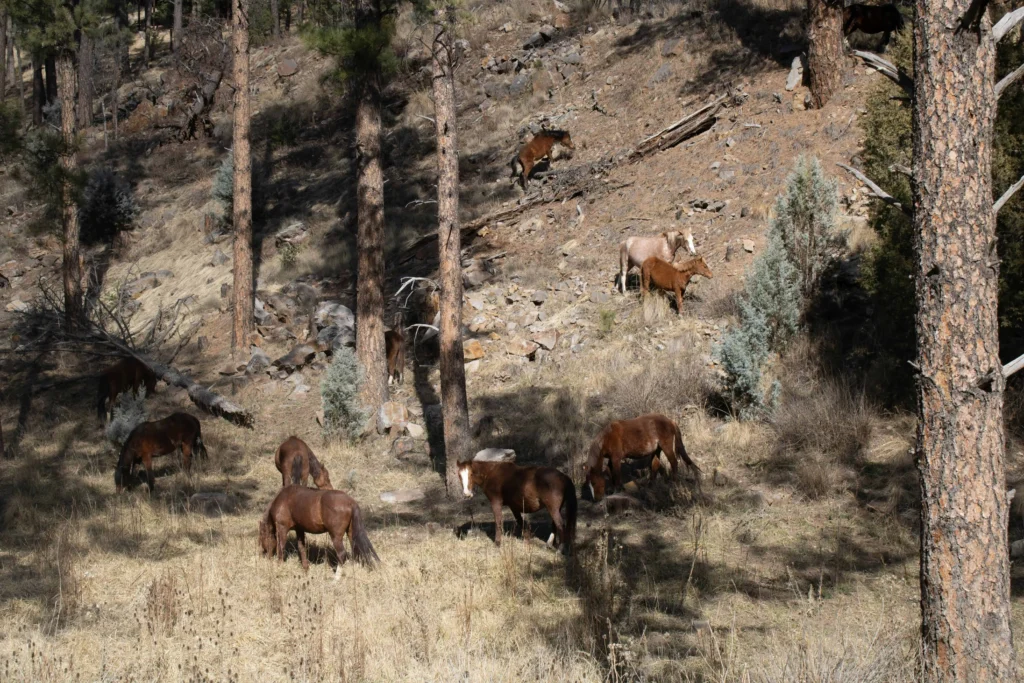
<box><xmin>510</xmin><ymin>130</ymin><xmax>575</xmax><ymax>189</ymax></box>
<box><xmin>585</xmin><ymin>414</ymin><xmax>700</xmax><ymax>501</ymax></box>
<box><xmin>618</xmin><ymin>229</ymin><xmax>696</xmax><ymax>294</ymax></box>
<box><xmin>843</xmin><ymin>3</ymin><xmax>905</xmax><ymax>49</ymax></box>
<box><xmin>458</xmin><ymin>458</ymin><xmax>577</xmax><ymax>552</ymax></box>
<box><xmin>641</xmin><ymin>255</ymin><xmax>714</xmax><ymax>315</ymax></box>
<box><xmin>275</xmin><ymin>436</ymin><xmax>333</xmax><ymax>489</ymax></box>
<box><xmin>97</xmin><ymin>357</ymin><xmax>159</xmax><ymax>423</ymax></box>
<box><xmin>385</xmin><ymin>329</ymin><xmax>405</xmax><ymax>385</ymax></box>
<box><xmin>259</xmin><ymin>485</ymin><xmax>380</xmax><ymax>571</ymax></box>
<box><xmin>114</xmin><ymin>412</ymin><xmax>208</xmax><ymax>493</ymax></box>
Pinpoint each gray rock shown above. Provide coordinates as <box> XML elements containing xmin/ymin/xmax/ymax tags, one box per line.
<box><xmin>560</xmin><ymin>52</ymin><xmax>582</xmax><ymax>65</ymax></box>
<box><xmin>277</xmin><ymin>58</ymin><xmax>299</xmax><ymax>78</ymax></box>
<box><xmin>405</xmin><ymin>422</ymin><xmax>426</xmax><ymax>439</ymax></box>
<box><xmin>710</xmin><ymin>200</ymin><xmax>727</xmax><ymax>212</ymax></box>
<box><xmin>649</xmin><ymin>64</ymin><xmax>673</xmax><ymax>85</ymax></box>
<box><xmin>590</xmin><ymin>291</ymin><xmax>610</xmax><ymax>305</ymax></box>
<box><xmin>523</xmin><ymin>32</ymin><xmax>546</xmax><ymax>49</ymax></box>
<box><xmin>380</xmin><ymin>488</ymin><xmax>426</xmax><ymax>504</ymax></box>
<box><xmin>6</xmin><ymin>299</ymin><xmax>29</xmax><ymax>312</ymax></box>
<box><xmin>254</xmin><ymin>297</ymin><xmax>272</xmax><ymax>325</ymax></box>
<box><xmin>661</xmin><ymin>38</ymin><xmax>681</xmax><ymax>57</ymax></box>
<box><xmin>220</xmin><ymin>283</ymin><xmax>232</xmax><ymax>299</ymax></box>
<box><xmin>275</xmin><ymin>222</ymin><xmax>308</xmax><ymax>247</ymax></box>
<box><xmin>507</xmin><ymin>338</ymin><xmax>540</xmax><ymax>358</ymax></box>
<box><xmin>539</xmin><ymin>24</ymin><xmax>556</xmax><ymax>39</ymax></box>
<box><xmin>315</xmin><ymin>301</ymin><xmax>355</xmax><ymax>330</ymax></box>
<box><xmin>785</xmin><ymin>56</ymin><xmax>803</xmax><ymax>91</ymax></box>
<box><xmin>377</xmin><ymin>401</ymin><xmax>410</xmax><ymax>433</ymax></box>
<box><xmin>531</xmin><ymin>290</ymin><xmax>548</xmax><ymax>305</ymax></box>
<box><xmin>509</xmin><ymin>73</ymin><xmax>533</xmax><ymax>97</ymax></box>
<box><xmin>533</xmin><ymin>329</ymin><xmax>559</xmax><ymax>350</ymax></box>
<box><xmin>331</xmin><ymin>328</ymin><xmax>356</xmax><ymax>352</ymax></box>
<box><xmin>473</xmin><ymin>448</ymin><xmax>516</xmax><ymax>462</ymax></box>
<box><xmin>211</xmin><ymin>249</ymin><xmax>230</xmax><ymax>266</ymax></box>
<box><xmin>246</xmin><ymin>347</ymin><xmax>272</xmax><ymax>375</ymax></box>
<box><xmin>273</xmin><ymin>344</ymin><xmax>316</xmax><ymax>372</ymax></box>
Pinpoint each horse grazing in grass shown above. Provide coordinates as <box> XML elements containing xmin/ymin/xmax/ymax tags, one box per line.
<box><xmin>511</xmin><ymin>130</ymin><xmax>575</xmax><ymax>189</ymax></box>
<box><xmin>843</xmin><ymin>4</ymin><xmax>905</xmax><ymax>49</ymax></box>
<box><xmin>385</xmin><ymin>329</ymin><xmax>405</xmax><ymax>385</ymax></box>
<box><xmin>618</xmin><ymin>229</ymin><xmax>695</xmax><ymax>294</ymax></box>
<box><xmin>458</xmin><ymin>459</ymin><xmax>577</xmax><ymax>552</ymax></box>
<box><xmin>259</xmin><ymin>485</ymin><xmax>379</xmax><ymax>571</ymax></box>
<box><xmin>585</xmin><ymin>414</ymin><xmax>700</xmax><ymax>501</ymax></box>
<box><xmin>275</xmin><ymin>436</ymin><xmax>332</xmax><ymax>489</ymax></box>
<box><xmin>115</xmin><ymin>412</ymin><xmax>207</xmax><ymax>493</ymax></box>
<box><xmin>641</xmin><ymin>255</ymin><xmax>714</xmax><ymax>315</ymax></box>
<box><xmin>97</xmin><ymin>357</ymin><xmax>158</xmax><ymax>423</ymax></box>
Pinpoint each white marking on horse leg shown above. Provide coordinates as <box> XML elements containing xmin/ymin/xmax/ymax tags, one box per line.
<box><xmin>334</xmin><ymin>566</ymin><xmax>341</xmax><ymax>581</ymax></box>
<box><xmin>388</xmin><ymin>375</ymin><xmax>393</xmax><ymax>386</ymax></box>
<box><xmin>660</xmin><ymin>452</ymin><xmax>672</xmax><ymax>474</ymax></box>
<box><xmin>588</xmin><ymin>482</ymin><xmax>596</xmax><ymax>500</ymax></box>
<box><xmin>547</xmin><ymin>532</ymin><xmax>555</xmax><ymax>546</ymax></box>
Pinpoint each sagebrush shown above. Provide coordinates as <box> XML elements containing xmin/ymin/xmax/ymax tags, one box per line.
<box><xmin>104</xmin><ymin>388</ymin><xmax>148</xmax><ymax>446</ymax></box>
<box><xmin>321</xmin><ymin>347</ymin><xmax>367</xmax><ymax>439</ymax></box>
<box><xmin>212</xmin><ymin>150</ymin><xmax>234</xmax><ymax>224</ymax></box>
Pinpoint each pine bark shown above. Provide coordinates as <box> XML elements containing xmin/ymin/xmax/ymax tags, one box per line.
<box><xmin>0</xmin><ymin>10</ymin><xmax>8</xmax><ymax>102</ymax></box>
<box><xmin>270</xmin><ymin>0</ymin><xmax>280</xmax><ymax>40</ymax></box>
<box><xmin>31</xmin><ymin>58</ymin><xmax>43</xmax><ymax>125</ymax></box>
<box><xmin>353</xmin><ymin>0</ymin><xmax>388</xmax><ymax>419</ymax></box>
<box><xmin>807</xmin><ymin>0</ymin><xmax>845</xmax><ymax>108</ymax></box>
<box><xmin>77</xmin><ymin>32</ymin><xmax>93</xmax><ymax>129</ymax></box>
<box><xmin>173</xmin><ymin>0</ymin><xmax>183</xmax><ymax>53</ymax></box>
<box><xmin>913</xmin><ymin>2</ymin><xmax>1015</xmax><ymax>680</ymax></box>
<box><xmin>230</xmin><ymin>0</ymin><xmax>253</xmax><ymax>357</ymax></box>
<box><xmin>432</xmin><ymin>12</ymin><xmax>471</xmax><ymax>495</ymax></box>
<box><xmin>57</xmin><ymin>51</ymin><xmax>82</xmax><ymax>327</ymax></box>
<box><xmin>144</xmin><ymin>0</ymin><xmax>154</xmax><ymax>64</ymax></box>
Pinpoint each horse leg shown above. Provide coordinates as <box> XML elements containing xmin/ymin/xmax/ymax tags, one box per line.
<box><xmin>181</xmin><ymin>442</ymin><xmax>193</xmax><ymax>477</ymax></box>
<box><xmin>332</xmin><ymin>531</ymin><xmax>348</xmax><ymax>578</ymax></box>
<box><xmin>675</xmin><ymin>284</ymin><xmax>684</xmax><ymax>315</ymax></box>
<box><xmin>660</xmin><ymin>437</ymin><xmax>679</xmax><ymax>481</ymax></box>
<box><xmin>491</xmin><ymin>499</ymin><xmax>505</xmax><ymax>546</ymax></box>
<box><xmin>610</xmin><ymin>456</ymin><xmax>624</xmax><ymax>492</ymax></box>
<box><xmin>276</xmin><ymin>526</ymin><xmax>288</xmax><ymax>562</ymax></box>
<box><xmin>549</xmin><ymin>505</ymin><xmax>564</xmax><ymax>549</ymax></box>
<box><xmin>296</xmin><ymin>530</ymin><xmax>309</xmax><ymax>571</ymax></box>
<box><xmin>511</xmin><ymin>509</ymin><xmax>525</xmax><ymax>540</ymax></box>
<box><xmin>143</xmin><ymin>453</ymin><xmax>154</xmax><ymax>494</ymax></box>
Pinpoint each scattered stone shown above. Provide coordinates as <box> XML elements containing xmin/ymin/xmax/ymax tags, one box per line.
<box><xmin>468</xmin><ymin>293</ymin><xmax>486</xmax><ymax>311</ymax></box>
<box><xmin>742</xmin><ymin>239</ymin><xmax>755</xmax><ymax>253</ymax></box>
<box><xmin>246</xmin><ymin>347</ymin><xmax>272</xmax><ymax>375</ymax></box>
<box><xmin>590</xmin><ymin>291</ymin><xmax>610</xmax><ymax>305</ymax></box>
<box><xmin>125</xmin><ymin>270</ymin><xmax>174</xmax><ymax>298</ymax></box>
<box><xmin>254</xmin><ymin>296</ymin><xmax>272</xmax><ymax>325</ymax></box>
<box><xmin>792</xmin><ymin>91</ymin><xmax>807</xmax><ymax>111</ymax></box>
<box><xmin>315</xmin><ymin>301</ymin><xmax>355</xmax><ymax>329</ymax></box>
<box><xmin>661</xmin><ymin>38</ymin><xmax>681</xmax><ymax>57</ymax></box>
<box><xmin>507</xmin><ymin>338</ymin><xmax>540</xmax><ymax>358</ymax></box>
<box><xmin>531</xmin><ymin>290</ymin><xmax>548</xmax><ymax>305</ymax></box>
<box><xmin>710</xmin><ymin>200</ymin><xmax>727</xmax><ymax>212</ymax></box>
<box><xmin>474</xmin><ymin>448</ymin><xmax>516</xmax><ymax>462</ymax></box>
<box><xmin>5</xmin><ymin>299</ymin><xmax>29</xmax><ymax>312</ymax></box>
<box><xmin>710</xmin><ymin>161</ymin><xmax>721</xmax><ymax>171</ymax></box>
<box><xmin>509</xmin><ymin>73</ymin><xmax>533</xmax><ymax>97</ymax></box>
<box><xmin>219</xmin><ymin>361</ymin><xmax>243</xmax><ymax>376</ymax></box>
<box><xmin>189</xmin><ymin>492</ymin><xmax>239</xmax><ymax>516</ymax></box>
<box><xmin>464</xmin><ymin>339</ymin><xmax>486</xmax><ymax>361</ymax></box>
<box><xmin>533</xmin><ymin>329</ymin><xmax>559</xmax><ymax>350</ymax></box>
<box><xmin>274</xmin><ymin>344</ymin><xmax>316</xmax><ymax>372</ymax></box>
<box><xmin>377</xmin><ymin>401</ymin><xmax>410</xmax><ymax>433</ymax></box>
<box><xmin>725</xmin><ymin>137</ymin><xmax>736</xmax><ymax>148</ymax></box>
<box><xmin>405</xmin><ymin>422</ymin><xmax>426</xmax><ymax>439</ymax></box>
<box><xmin>380</xmin><ymin>488</ymin><xmax>426</xmax><ymax>504</ymax></box>
<box><xmin>197</xmin><ymin>336</ymin><xmax>209</xmax><ymax>352</ymax></box>
<box><xmin>539</xmin><ymin>24</ymin><xmax>556</xmax><ymax>39</ymax></box>
<box><xmin>740</xmin><ymin>206</ymin><xmax>750</xmax><ymax>218</ymax></box>
<box><xmin>275</xmin><ymin>222</ymin><xmax>308</xmax><ymax>247</ymax></box>
<box><xmin>649</xmin><ymin>63</ymin><xmax>673</xmax><ymax>85</ymax></box>
<box><xmin>210</xmin><ymin>249</ymin><xmax>229</xmax><ymax>266</ymax></box>
<box><xmin>465</xmin><ymin>359</ymin><xmax>482</xmax><ymax>374</ymax></box>
<box><xmin>718</xmin><ymin>169</ymin><xmax>736</xmax><ymax>181</ymax></box>
<box><xmin>785</xmin><ymin>56</ymin><xmax>803</xmax><ymax>91</ymax></box>
<box><xmin>277</xmin><ymin>58</ymin><xmax>299</xmax><ymax>77</ymax></box>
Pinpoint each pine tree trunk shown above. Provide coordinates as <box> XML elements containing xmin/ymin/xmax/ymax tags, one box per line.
<box><xmin>432</xmin><ymin>12</ymin><xmax>471</xmax><ymax>495</ymax></box>
<box><xmin>44</xmin><ymin>54</ymin><xmax>57</xmax><ymax>104</ymax></box>
<box><xmin>807</xmin><ymin>0</ymin><xmax>844</xmax><ymax>108</ymax></box>
<box><xmin>32</xmin><ymin>58</ymin><xmax>43</xmax><ymax>124</ymax></box>
<box><xmin>77</xmin><ymin>32</ymin><xmax>93</xmax><ymax>129</ymax></box>
<box><xmin>57</xmin><ymin>51</ymin><xmax>83</xmax><ymax>328</ymax></box>
<box><xmin>353</xmin><ymin>0</ymin><xmax>388</xmax><ymax>421</ymax></box>
<box><xmin>913</xmin><ymin>2</ymin><xmax>1015</xmax><ymax>679</ymax></box>
<box><xmin>0</xmin><ymin>10</ymin><xmax>8</xmax><ymax>102</ymax></box>
<box><xmin>230</xmin><ymin>0</ymin><xmax>253</xmax><ymax>358</ymax></box>
<box><xmin>270</xmin><ymin>0</ymin><xmax>280</xmax><ymax>40</ymax></box>
<box><xmin>15</xmin><ymin>41</ymin><xmax>26</xmax><ymax>116</ymax></box>
<box><xmin>144</xmin><ymin>0</ymin><xmax>154</xmax><ymax>64</ymax></box>
<box><xmin>173</xmin><ymin>0</ymin><xmax>183</xmax><ymax>53</ymax></box>
<box><xmin>296</xmin><ymin>0</ymin><xmax>304</xmax><ymax>27</ymax></box>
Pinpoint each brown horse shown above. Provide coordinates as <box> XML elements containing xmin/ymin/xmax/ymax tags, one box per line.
<box><xmin>258</xmin><ymin>485</ymin><xmax>380</xmax><ymax>571</ymax></box>
<box><xmin>97</xmin><ymin>357</ymin><xmax>158</xmax><ymax>423</ymax></box>
<box><xmin>115</xmin><ymin>412</ymin><xmax>207</xmax><ymax>493</ymax></box>
<box><xmin>385</xmin><ymin>329</ymin><xmax>405</xmax><ymax>385</ymax></box>
<box><xmin>585</xmin><ymin>414</ymin><xmax>700</xmax><ymax>501</ymax></box>
<box><xmin>511</xmin><ymin>130</ymin><xmax>575</xmax><ymax>189</ymax></box>
<box><xmin>274</xmin><ymin>435</ymin><xmax>332</xmax><ymax>489</ymax></box>
<box><xmin>641</xmin><ymin>255</ymin><xmax>714</xmax><ymax>315</ymax></box>
<box><xmin>458</xmin><ymin>459</ymin><xmax>577</xmax><ymax>552</ymax></box>
<box><xmin>843</xmin><ymin>4</ymin><xmax>905</xmax><ymax>48</ymax></box>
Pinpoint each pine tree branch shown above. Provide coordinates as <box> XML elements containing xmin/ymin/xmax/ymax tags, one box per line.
<box><xmin>852</xmin><ymin>50</ymin><xmax>914</xmax><ymax>95</ymax></box>
<box><xmin>837</xmin><ymin>163</ymin><xmax>913</xmax><ymax>217</ymax></box>
<box><xmin>995</xmin><ymin>173</ymin><xmax>1024</xmax><ymax>215</ymax></box>
<box><xmin>993</xmin><ymin>7</ymin><xmax>1024</xmax><ymax>42</ymax></box>
<box><xmin>996</xmin><ymin>61</ymin><xmax>1024</xmax><ymax>98</ymax></box>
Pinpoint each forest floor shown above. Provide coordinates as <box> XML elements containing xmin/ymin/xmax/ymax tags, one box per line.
<box><xmin>1</xmin><ymin>0</ymin><xmax>1024</xmax><ymax>681</ymax></box>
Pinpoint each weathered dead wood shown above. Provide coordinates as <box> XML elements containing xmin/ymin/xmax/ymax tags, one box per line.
<box><xmin>994</xmin><ymin>7</ymin><xmax>1024</xmax><ymax>42</ymax></box>
<box><xmin>996</xmin><ymin>62</ymin><xmax>1024</xmax><ymax>99</ymax></box>
<box><xmin>837</xmin><ymin>163</ymin><xmax>913</xmax><ymax>217</ymax></box>
<box><xmin>627</xmin><ymin>96</ymin><xmax>725</xmax><ymax>161</ymax></box>
<box><xmin>852</xmin><ymin>50</ymin><xmax>914</xmax><ymax>95</ymax></box>
<box><xmin>996</xmin><ymin>173</ymin><xmax>1024</xmax><ymax>215</ymax></box>
<box><xmin>1003</xmin><ymin>352</ymin><xmax>1024</xmax><ymax>379</ymax></box>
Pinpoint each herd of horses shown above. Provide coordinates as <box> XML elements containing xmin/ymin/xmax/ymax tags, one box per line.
<box><xmin>100</xmin><ymin>356</ymin><xmax>701</xmax><ymax>567</ymax></box>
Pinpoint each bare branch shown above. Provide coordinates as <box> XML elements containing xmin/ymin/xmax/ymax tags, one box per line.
<box><xmin>1003</xmin><ymin>351</ymin><xmax>1024</xmax><ymax>379</ymax></box>
<box><xmin>852</xmin><ymin>50</ymin><xmax>914</xmax><ymax>95</ymax></box>
<box><xmin>995</xmin><ymin>173</ymin><xmax>1024</xmax><ymax>215</ymax></box>
<box><xmin>890</xmin><ymin>163</ymin><xmax>914</xmax><ymax>180</ymax></box>
<box><xmin>837</xmin><ymin>163</ymin><xmax>913</xmax><ymax>217</ymax></box>
<box><xmin>994</xmin><ymin>7</ymin><xmax>1024</xmax><ymax>42</ymax></box>
<box><xmin>996</xmin><ymin>61</ymin><xmax>1024</xmax><ymax>98</ymax></box>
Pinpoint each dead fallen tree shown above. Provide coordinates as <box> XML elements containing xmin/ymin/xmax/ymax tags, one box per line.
<box><xmin>627</xmin><ymin>95</ymin><xmax>726</xmax><ymax>161</ymax></box>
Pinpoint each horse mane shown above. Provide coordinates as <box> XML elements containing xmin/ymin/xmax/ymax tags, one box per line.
<box><xmin>539</xmin><ymin>128</ymin><xmax>569</xmax><ymax>139</ymax></box>
<box><xmin>290</xmin><ymin>455</ymin><xmax>303</xmax><ymax>486</ymax></box>
<box><xmin>308</xmin><ymin>453</ymin><xmax>323</xmax><ymax>480</ymax></box>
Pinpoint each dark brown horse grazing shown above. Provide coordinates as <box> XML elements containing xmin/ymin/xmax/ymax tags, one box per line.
<box><xmin>258</xmin><ymin>485</ymin><xmax>379</xmax><ymax>571</ymax></box>
<box><xmin>97</xmin><ymin>357</ymin><xmax>158</xmax><ymax>423</ymax></box>
<box><xmin>274</xmin><ymin>435</ymin><xmax>332</xmax><ymax>489</ymax></box>
<box><xmin>385</xmin><ymin>329</ymin><xmax>405</xmax><ymax>385</ymax></box>
<box><xmin>585</xmin><ymin>414</ymin><xmax>700</xmax><ymax>501</ymax></box>
<box><xmin>510</xmin><ymin>130</ymin><xmax>575</xmax><ymax>189</ymax></box>
<box><xmin>115</xmin><ymin>412</ymin><xmax>207</xmax><ymax>493</ymax></box>
<box><xmin>458</xmin><ymin>459</ymin><xmax>577</xmax><ymax>552</ymax></box>
<box><xmin>641</xmin><ymin>255</ymin><xmax>714</xmax><ymax>315</ymax></box>
<box><xmin>843</xmin><ymin>4</ymin><xmax>905</xmax><ymax>48</ymax></box>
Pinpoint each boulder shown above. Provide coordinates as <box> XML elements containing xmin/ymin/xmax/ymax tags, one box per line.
<box><xmin>785</xmin><ymin>56</ymin><xmax>803</xmax><ymax>91</ymax></box>
<box><xmin>590</xmin><ymin>291</ymin><xmax>610</xmax><ymax>305</ymax></box>
<box><xmin>507</xmin><ymin>338</ymin><xmax>540</xmax><ymax>358</ymax></box>
<box><xmin>277</xmin><ymin>58</ymin><xmax>299</xmax><ymax>78</ymax></box>
<box><xmin>531</xmin><ymin>290</ymin><xmax>548</xmax><ymax>305</ymax></box>
<box><xmin>210</xmin><ymin>249</ymin><xmax>230</xmax><ymax>266</ymax></box>
<box><xmin>315</xmin><ymin>301</ymin><xmax>355</xmax><ymax>330</ymax></box>
<box><xmin>377</xmin><ymin>401</ymin><xmax>410</xmax><ymax>433</ymax></box>
<box><xmin>662</xmin><ymin>38</ymin><xmax>682</xmax><ymax>57</ymax></box>
<box><xmin>275</xmin><ymin>222</ymin><xmax>308</xmax><ymax>247</ymax></box>
<box><xmin>6</xmin><ymin>299</ymin><xmax>29</xmax><ymax>313</ymax></box>
<box><xmin>649</xmin><ymin>64</ymin><xmax>673</xmax><ymax>85</ymax></box>
<box><xmin>464</xmin><ymin>339</ymin><xmax>486</xmax><ymax>361</ymax></box>
<box><xmin>246</xmin><ymin>347</ymin><xmax>272</xmax><ymax>375</ymax></box>
<box><xmin>273</xmin><ymin>344</ymin><xmax>316</xmax><ymax>372</ymax></box>
<box><xmin>533</xmin><ymin>329</ymin><xmax>559</xmax><ymax>350</ymax></box>
<box><xmin>405</xmin><ymin>422</ymin><xmax>426</xmax><ymax>439</ymax></box>
<box><xmin>254</xmin><ymin>297</ymin><xmax>273</xmax><ymax>325</ymax></box>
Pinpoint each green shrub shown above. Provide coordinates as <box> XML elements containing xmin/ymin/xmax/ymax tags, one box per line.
<box><xmin>771</xmin><ymin>156</ymin><xmax>846</xmax><ymax>306</ymax></box>
<box><xmin>105</xmin><ymin>388</ymin><xmax>148</xmax><ymax>446</ymax></box>
<box><xmin>17</xmin><ymin>129</ymin><xmax>82</xmax><ymax>235</ymax></box>
<box><xmin>0</xmin><ymin>101</ymin><xmax>23</xmax><ymax>161</ymax></box>
<box><xmin>321</xmin><ymin>347</ymin><xmax>367</xmax><ymax>439</ymax></box>
<box><xmin>80</xmin><ymin>168</ymin><xmax>139</xmax><ymax>246</ymax></box>
<box><xmin>212</xmin><ymin>150</ymin><xmax>234</xmax><ymax>224</ymax></box>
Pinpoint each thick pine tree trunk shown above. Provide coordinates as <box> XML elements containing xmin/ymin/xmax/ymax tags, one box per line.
<box><xmin>57</xmin><ymin>52</ymin><xmax>83</xmax><ymax>327</ymax></box>
<box><xmin>31</xmin><ymin>58</ymin><xmax>43</xmax><ymax>125</ymax></box>
<box><xmin>270</xmin><ymin>0</ymin><xmax>280</xmax><ymax>40</ymax></box>
<box><xmin>173</xmin><ymin>0</ymin><xmax>183</xmax><ymax>53</ymax></box>
<box><xmin>230</xmin><ymin>0</ymin><xmax>253</xmax><ymax>357</ymax></box>
<box><xmin>432</xmin><ymin>12</ymin><xmax>471</xmax><ymax>495</ymax></box>
<box><xmin>353</xmin><ymin>0</ymin><xmax>388</xmax><ymax>422</ymax></box>
<box><xmin>0</xmin><ymin>10</ymin><xmax>8</xmax><ymax>102</ymax></box>
<box><xmin>15</xmin><ymin>40</ymin><xmax>26</xmax><ymax>115</ymax></box>
<box><xmin>77</xmin><ymin>32</ymin><xmax>93</xmax><ymax>129</ymax></box>
<box><xmin>913</xmin><ymin>2</ymin><xmax>1015</xmax><ymax>680</ymax></box>
<box><xmin>144</xmin><ymin>0</ymin><xmax>154</xmax><ymax>64</ymax></box>
<box><xmin>807</xmin><ymin>0</ymin><xmax>844</xmax><ymax>108</ymax></box>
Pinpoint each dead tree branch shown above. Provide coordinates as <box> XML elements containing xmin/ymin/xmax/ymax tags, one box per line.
<box><xmin>852</xmin><ymin>50</ymin><xmax>914</xmax><ymax>95</ymax></box>
<box><xmin>994</xmin><ymin>7</ymin><xmax>1024</xmax><ymax>42</ymax></box>
<box><xmin>837</xmin><ymin>163</ymin><xmax>913</xmax><ymax>217</ymax></box>
<box><xmin>628</xmin><ymin>96</ymin><xmax>725</xmax><ymax>160</ymax></box>
<box><xmin>995</xmin><ymin>174</ymin><xmax>1024</xmax><ymax>215</ymax></box>
<box><xmin>996</xmin><ymin>62</ymin><xmax>1024</xmax><ymax>98</ymax></box>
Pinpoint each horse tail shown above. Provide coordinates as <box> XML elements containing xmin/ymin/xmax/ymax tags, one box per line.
<box><xmin>290</xmin><ymin>455</ymin><xmax>303</xmax><ymax>486</ymax></box>
<box><xmin>348</xmin><ymin>503</ymin><xmax>380</xmax><ymax>567</ymax></box>
<box><xmin>114</xmin><ymin>439</ymin><xmax>132</xmax><ymax>491</ymax></box>
<box><xmin>193</xmin><ymin>422</ymin><xmax>208</xmax><ymax>461</ymax></box>
<box><xmin>562</xmin><ymin>476</ymin><xmax>577</xmax><ymax>550</ymax></box>
<box><xmin>894</xmin><ymin>7</ymin><xmax>905</xmax><ymax>31</ymax></box>
<box><xmin>673</xmin><ymin>422</ymin><xmax>701</xmax><ymax>476</ymax></box>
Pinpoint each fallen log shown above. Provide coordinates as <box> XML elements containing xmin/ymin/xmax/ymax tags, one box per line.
<box><xmin>628</xmin><ymin>95</ymin><xmax>725</xmax><ymax>161</ymax></box>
